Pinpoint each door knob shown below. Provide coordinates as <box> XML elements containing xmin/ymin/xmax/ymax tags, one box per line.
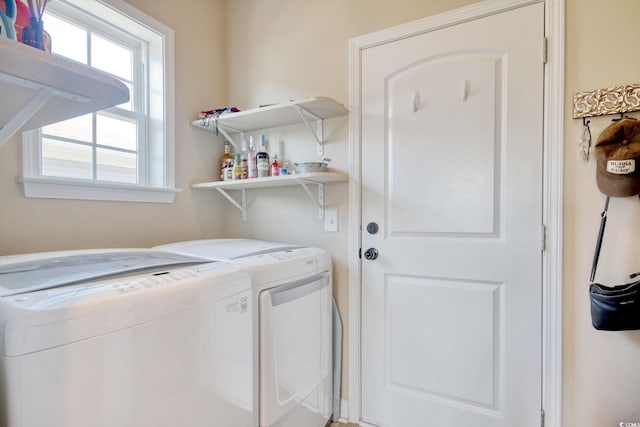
<box><xmin>363</xmin><ymin>248</ymin><xmax>379</xmax><ymax>260</ymax></box>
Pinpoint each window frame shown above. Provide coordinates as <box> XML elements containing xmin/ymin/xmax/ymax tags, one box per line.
<box><xmin>20</xmin><ymin>0</ymin><xmax>178</xmax><ymax>203</ymax></box>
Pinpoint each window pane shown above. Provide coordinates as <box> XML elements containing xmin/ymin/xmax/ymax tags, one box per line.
<box><xmin>42</xmin><ymin>139</ymin><xmax>92</xmax><ymax>179</ymax></box>
<box><xmin>97</xmin><ymin>114</ymin><xmax>137</xmax><ymax>151</ymax></box>
<box><xmin>91</xmin><ymin>34</ymin><xmax>132</xmax><ymax>81</ymax></box>
<box><xmin>97</xmin><ymin>148</ymin><xmax>137</xmax><ymax>183</ymax></box>
<box><xmin>42</xmin><ymin>114</ymin><xmax>93</xmax><ymax>142</ymax></box>
<box><xmin>26</xmin><ymin>0</ymin><xmax>172</xmax><ymax>200</ymax></box>
<box><xmin>44</xmin><ymin>13</ymin><xmax>88</xmax><ymax>64</ymax></box>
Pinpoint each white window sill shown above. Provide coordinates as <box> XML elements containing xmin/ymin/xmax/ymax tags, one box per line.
<box><xmin>19</xmin><ymin>176</ymin><xmax>182</xmax><ymax>203</ymax></box>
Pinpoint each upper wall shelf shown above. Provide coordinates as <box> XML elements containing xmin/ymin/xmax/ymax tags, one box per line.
<box><xmin>190</xmin><ymin>96</ymin><xmax>348</xmax><ymax>155</ymax></box>
<box><xmin>0</xmin><ymin>38</ymin><xmax>130</xmax><ymax>145</ymax></box>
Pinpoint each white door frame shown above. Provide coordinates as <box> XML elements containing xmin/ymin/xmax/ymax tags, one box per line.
<box><xmin>346</xmin><ymin>0</ymin><xmax>565</xmax><ymax>425</ymax></box>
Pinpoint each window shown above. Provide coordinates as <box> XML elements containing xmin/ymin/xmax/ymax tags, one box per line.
<box><xmin>21</xmin><ymin>0</ymin><xmax>177</xmax><ymax>203</ymax></box>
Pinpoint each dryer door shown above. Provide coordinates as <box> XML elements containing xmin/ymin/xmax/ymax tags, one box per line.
<box><xmin>259</xmin><ymin>273</ymin><xmax>332</xmax><ymax>427</ymax></box>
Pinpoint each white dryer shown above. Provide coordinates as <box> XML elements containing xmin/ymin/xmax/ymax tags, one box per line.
<box><xmin>0</xmin><ymin>249</ymin><xmax>254</xmax><ymax>427</ymax></box>
<box><xmin>154</xmin><ymin>239</ymin><xmax>333</xmax><ymax>427</ymax></box>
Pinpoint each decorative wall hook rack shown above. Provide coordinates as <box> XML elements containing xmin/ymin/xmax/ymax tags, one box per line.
<box><xmin>573</xmin><ymin>83</ymin><xmax>640</xmax><ymax>119</ymax></box>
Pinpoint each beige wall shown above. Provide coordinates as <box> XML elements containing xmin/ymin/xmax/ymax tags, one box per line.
<box><xmin>0</xmin><ymin>0</ymin><xmax>230</xmax><ymax>255</ymax></box>
<box><xmin>563</xmin><ymin>0</ymin><xmax>640</xmax><ymax>425</ymax></box>
<box><xmin>225</xmin><ymin>0</ymin><xmax>478</xmax><ymax>110</ymax></box>
<box><xmin>3</xmin><ymin>0</ymin><xmax>640</xmax><ymax>425</ymax></box>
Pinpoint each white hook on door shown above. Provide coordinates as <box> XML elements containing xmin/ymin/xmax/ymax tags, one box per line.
<box><xmin>462</xmin><ymin>80</ymin><xmax>470</xmax><ymax>102</ymax></box>
<box><xmin>412</xmin><ymin>91</ymin><xmax>420</xmax><ymax>112</ymax></box>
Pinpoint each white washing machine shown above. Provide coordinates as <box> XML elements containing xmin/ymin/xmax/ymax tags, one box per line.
<box><xmin>0</xmin><ymin>249</ymin><xmax>254</xmax><ymax>427</ymax></box>
<box><xmin>154</xmin><ymin>239</ymin><xmax>333</xmax><ymax>427</ymax></box>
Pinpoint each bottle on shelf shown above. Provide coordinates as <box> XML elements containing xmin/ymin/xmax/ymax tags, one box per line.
<box><xmin>282</xmin><ymin>160</ymin><xmax>292</xmax><ymax>175</ymax></box>
<box><xmin>248</xmin><ymin>136</ymin><xmax>258</xmax><ymax>179</ymax></box>
<box><xmin>271</xmin><ymin>154</ymin><xmax>280</xmax><ymax>177</ymax></box>
<box><xmin>220</xmin><ymin>140</ymin><xmax>234</xmax><ymax>181</ymax></box>
<box><xmin>241</xmin><ymin>156</ymin><xmax>248</xmax><ymax>179</ymax></box>
<box><xmin>241</xmin><ymin>137</ymin><xmax>249</xmax><ymax>179</ymax></box>
<box><xmin>256</xmin><ymin>134</ymin><xmax>270</xmax><ymax>178</ymax></box>
<box><xmin>232</xmin><ymin>153</ymin><xmax>243</xmax><ymax>180</ymax></box>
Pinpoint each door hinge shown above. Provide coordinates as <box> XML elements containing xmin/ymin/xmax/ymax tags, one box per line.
<box><xmin>541</xmin><ymin>224</ymin><xmax>547</xmax><ymax>252</ymax></box>
<box><xmin>542</xmin><ymin>37</ymin><xmax>548</xmax><ymax>64</ymax></box>
<box><xmin>541</xmin><ymin>409</ymin><xmax>545</xmax><ymax>427</ymax></box>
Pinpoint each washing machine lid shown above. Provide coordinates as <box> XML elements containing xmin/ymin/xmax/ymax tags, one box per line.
<box><xmin>0</xmin><ymin>249</ymin><xmax>211</xmax><ymax>297</ymax></box>
<box><xmin>154</xmin><ymin>239</ymin><xmax>302</xmax><ymax>261</ymax></box>
<box><xmin>155</xmin><ymin>240</ymin><xmax>332</xmax><ymax>287</ymax></box>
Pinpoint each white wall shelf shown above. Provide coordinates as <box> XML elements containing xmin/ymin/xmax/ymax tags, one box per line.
<box><xmin>192</xmin><ymin>171</ymin><xmax>347</xmax><ymax>220</ymax></box>
<box><xmin>191</xmin><ymin>96</ymin><xmax>348</xmax><ymax>155</ymax></box>
<box><xmin>0</xmin><ymin>38</ymin><xmax>129</xmax><ymax>145</ymax></box>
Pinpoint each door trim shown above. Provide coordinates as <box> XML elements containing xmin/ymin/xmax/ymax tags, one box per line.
<box><xmin>346</xmin><ymin>0</ymin><xmax>565</xmax><ymax>425</ymax></box>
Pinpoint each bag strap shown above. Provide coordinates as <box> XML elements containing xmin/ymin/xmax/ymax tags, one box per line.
<box><xmin>590</xmin><ymin>195</ymin><xmax>611</xmax><ymax>283</ymax></box>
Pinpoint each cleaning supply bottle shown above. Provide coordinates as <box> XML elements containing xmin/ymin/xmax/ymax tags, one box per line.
<box><xmin>248</xmin><ymin>136</ymin><xmax>257</xmax><ymax>179</ymax></box>
<box><xmin>240</xmin><ymin>137</ymin><xmax>249</xmax><ymax>179</ymax></box>
<box><xmin>271</xmin><ymin>154</ymin><xmax>280</xmax><ymax>177</ymax></box>
<box><xmin>220</xmin><ymin>140</ymin><xmax>233</xmax><ymax>181</ymax></box>
<box><xmin>241</xmin><ymin>156</ymin><xmax>248</xmax><ymax>179</ymax></box>
<box><xmin>232</xmin><ymin>153</ymin><xmax>243</xmax><ymax>180</ymax></box>
<box><xmin>256</xmin><ymin>134</ymin><xmax>270</xmax><ymax>178</ymax></box>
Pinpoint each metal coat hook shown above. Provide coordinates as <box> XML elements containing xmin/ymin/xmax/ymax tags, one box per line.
<box><xmin>578</xmin><ymin>117</ymin><xmax>592</xmax><ymax>161</ymax></box>
<box><xmin>612</xmin><ymin>112</ymin><xmax>626</xmax><ymax>122</ymax></box>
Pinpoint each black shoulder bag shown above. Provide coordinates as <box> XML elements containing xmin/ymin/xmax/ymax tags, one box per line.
<box><xmin>589</xmin><ymin>196</ymin><xmax>640</xmax><ymax>331</ymax></box>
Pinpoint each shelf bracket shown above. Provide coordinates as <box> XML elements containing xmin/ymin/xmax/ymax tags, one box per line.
<box><xmin>217</xmin><ymin>126</ymin><xmax>244</xmax><ymax>152</ymax></box>
<box><xmin>215</xmin><ymin>188</ymin><xmax>247</xmax><ymax>221</ymax></box>
<box><xmin>292</xmin><ymin>104</ymin><xmax>324</xmax><ymax>156</ymax></box>
<box><xmin>0</xmin><ymin>71</ymin><xmax>90</xmax><ymax>146</ymax></box>
<box><xmin>298</xmin><ymin>179</ymin><xmax>325</xmax><ymax>219</ymax></box>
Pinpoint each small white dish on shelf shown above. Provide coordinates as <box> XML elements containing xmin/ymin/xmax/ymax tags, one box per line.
<box><xmin>294</xmin><ymin>162</ymin><xmax>328</xmax><ymax>173</ymax></box>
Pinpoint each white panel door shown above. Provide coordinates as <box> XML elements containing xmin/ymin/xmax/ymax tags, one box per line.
<box><xmin>360</xmin><ymin>3</ymin><xmax>544</xmax><ymax>427</ymax></box>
